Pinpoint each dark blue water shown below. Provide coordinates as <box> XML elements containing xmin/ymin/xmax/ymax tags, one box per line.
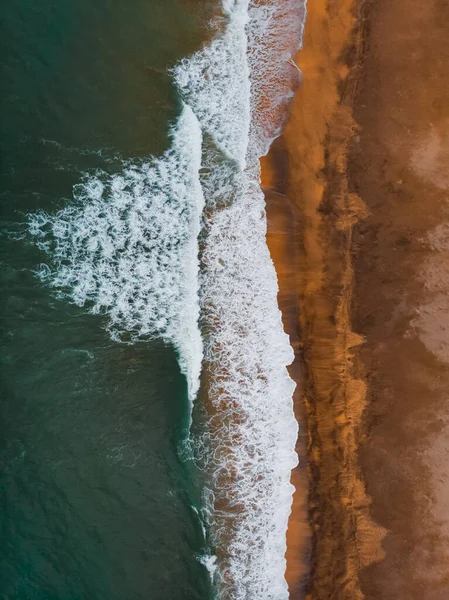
<box><xmin>0</xmin><ymin>1</ymin><xmax>215</xmax><ymax>598</ymax></box>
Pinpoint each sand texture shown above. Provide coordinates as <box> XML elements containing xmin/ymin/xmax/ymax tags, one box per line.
<box><xmin>351</xmin><ymin>0</ymin><xmax>449</xmax><ymax>598</ymax></box>
<box><xmin>263</xmin><ymin>0</ymin><xmax>449</xmax><ymax>598</ymax></box>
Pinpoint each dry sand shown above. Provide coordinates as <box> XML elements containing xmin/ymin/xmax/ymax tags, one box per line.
<box><xmin>351</xmin><ymin>0</ymin><xmax>449</xmax><ymax>598</ymax></box>
<box><xmin>263</xmin><ymin>0</ymin><xmax>449</xmax><ymax>598</ymax></box>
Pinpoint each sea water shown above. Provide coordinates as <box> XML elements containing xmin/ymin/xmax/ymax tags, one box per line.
<box><xmin>1</xmin><ymin>1</ymin><xmax>306</xmax><ymax>599</ymax></box>
<box><xmin>1</xmin><ymin>1</ymin><xmax>213</xmax><ymax>599</ymax></box>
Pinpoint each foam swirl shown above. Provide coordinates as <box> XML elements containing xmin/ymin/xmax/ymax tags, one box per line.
<box><xmin>174</xmin><ymin>1</ymin><xmax>305</xmax><ymax>597</ymax></box>
<box><xmin>28</xmin><ymin>105</ymin><xmax>205</xmax><ymax>400</ymax></box>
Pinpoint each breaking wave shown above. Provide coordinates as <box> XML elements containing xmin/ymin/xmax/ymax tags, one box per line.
<box><xmin>28</xmin><ymin>106</ymin><xmax>204</xmax><ymax>400</ymax></box>
<box><xmin>174</xmin><ymin>1</ymin><xmax>305</xmax><ymax>598</ymax></box>
<box><xmin>28</xmin><ymin>0</ymin><xmax>306</xmax><ymax>597</ymax></box>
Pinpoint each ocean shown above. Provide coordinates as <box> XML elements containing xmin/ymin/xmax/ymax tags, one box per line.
<box><xmin>1</xmin><ymin>1</ymin><xmax>306</xmax><ymax>599</ymax></box>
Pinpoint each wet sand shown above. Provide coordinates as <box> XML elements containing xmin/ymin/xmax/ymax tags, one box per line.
<box><xmin>263</xmin><ymin>0</ymin><xmax>382</xmax><ymax>596</ymax></box>
<box><xmin>265</xmin><ymin>187</ymin><xmax>310</xmax><ymax>597</ymax></box>
<box><xmin>263</xmin><ymin>0</ymin><xmax>449</xmax><ymax>597</ymax></box>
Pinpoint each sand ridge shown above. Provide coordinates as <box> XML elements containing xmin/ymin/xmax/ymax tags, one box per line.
<box><xmin>262</xmin><ymin>0</ymin><xmax>385</xmax><ymax>597</ymax></box>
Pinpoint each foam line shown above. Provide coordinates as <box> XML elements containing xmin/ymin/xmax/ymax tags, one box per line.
<box><xmin>28</xmin><ymin>1</ymin><xmax>306</xmax><ymax>595</ymax></box>
<box><xmin>174</xmin><ymin>1</ymin><xmax>305</xmax><ymax>597</ymax></box>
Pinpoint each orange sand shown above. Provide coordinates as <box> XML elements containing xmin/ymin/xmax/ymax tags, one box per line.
<box><xmin>263</xmin><ymin>0</ymin><xmax>449</xmax><ymax>598</ymax></box>
<box><xmin>262</xmin><ymin>0</ymin><xmax>384</xmax><ymax>597</ymax></box>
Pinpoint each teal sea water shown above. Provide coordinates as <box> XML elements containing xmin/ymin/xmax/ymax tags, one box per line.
<box><xmin>0</xmin><ymin>1</ymin><xmax>214</xmax><ymax>599</ymax></box>
<box><xmin>1</xmin><ymin>1</ymin><xmax>307</xmax><ymax>598</ymax></box>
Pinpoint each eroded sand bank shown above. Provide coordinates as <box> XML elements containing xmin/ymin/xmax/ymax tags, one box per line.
<box><xmin>264</xmin><ymin>0</ymin><xmax>449</xmax><ymax>598</ymax></box>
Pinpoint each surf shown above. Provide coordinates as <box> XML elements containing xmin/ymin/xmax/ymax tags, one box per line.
<box><xmin>27</xmin><ymin>0</ymin><xmax>307</xmax><ymax>597</ymax></box>
<box><xmin>28</xmin><ymin>105</ymin><xmax>205</xmax><ymax>402</ymax></box>
<box><xmin>174</xmin><ymin>1</ymin><xmax>305</xmax><ymax>597</ymax></box>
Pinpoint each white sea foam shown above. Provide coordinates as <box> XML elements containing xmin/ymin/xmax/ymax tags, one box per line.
<box><xmin>28</xmin><ymin>0</ymin><xmax>306</xmax><ymax>596</ymax></box>
<box><xmin>28</xmin><ymin>105</ymin><xmax>205</xmax><ymax>401</ymax></box>
<box><xmin>174</xmin><ymin>1</ymin><xmax>250</xmax><ymax>168</ymax></box>
<box><xmin>174</xmin><ymin>1</ymin><xmax>305</xmax><ymax>598</ymax></box>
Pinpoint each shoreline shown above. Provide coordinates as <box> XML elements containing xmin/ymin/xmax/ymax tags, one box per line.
<box><xmin>264</xmin><ymin>186</ymin><xmax>310</xmax><ymax>596</ymax></box>
<box><xmin>263</xmin><ymin>0</ymin><xmax>380</xmax><ymax>596</ymax></box>
<box><xmin>264</xmin><ymin>0</ymin><xmax>449</xmax><ymax>597</ymax></box>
